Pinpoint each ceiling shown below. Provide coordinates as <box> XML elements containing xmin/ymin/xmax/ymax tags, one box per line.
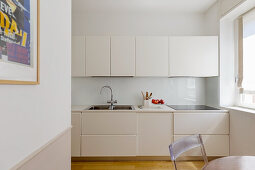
<box><xmin>72</xmin><ymin>0</ymin><xmax>218</xmax><ymax>14</ymax></box>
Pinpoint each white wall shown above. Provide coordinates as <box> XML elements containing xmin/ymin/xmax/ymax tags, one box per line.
<box><xmin>72</xmin><ymin>77</ymin><xmax>206</xmax><ymax>106</ymax></box>
<box><xmin>203</xmin><ymin>2</ymin><xmax>221</xmax><ymax>107</ymax></box>
<box><xmin>72</xmin><ymin>12</ymin><xmax>206</xmax><ymax>36</ymax></box>
<box><xmin>18</xmin><ymin>130</ymin><xmax>71</xmax><ymax>170</ymax></box>
<box><xmin>0</xmin><ymin>0</ymin><xmax>71</xmax><ymax>169</ymax></box>
<box><xmin>229</xmin><ymin>108</ymin><xmax>255</xmax><ymax>155</ymax></box>
<box><xmin>204</xmin><ymin>2</ymin><xmax>220</xmax><ymax>35</ymax></box>
<box><xmin>220</xmin><ymin>0</ymin><xmax>246</xmax><ymax>17</ymax></box>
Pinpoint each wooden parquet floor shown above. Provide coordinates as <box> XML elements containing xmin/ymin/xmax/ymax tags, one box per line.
<box><xmin>72</xmin><ymin>161</ymin><xmax>204</xmax><ymax>170</ymax></box>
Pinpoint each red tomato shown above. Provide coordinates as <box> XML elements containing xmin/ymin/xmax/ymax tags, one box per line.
<box><xmin>159</xmin><ymin>99</ymin><xmax>165</xmax><ymax>104</ymax></box>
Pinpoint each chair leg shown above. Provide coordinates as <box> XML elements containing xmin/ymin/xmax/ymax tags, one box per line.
<box><xmin>173</xmin><ymin>160</ymin><xmax>177</xmax><ymax>170</ymax></box>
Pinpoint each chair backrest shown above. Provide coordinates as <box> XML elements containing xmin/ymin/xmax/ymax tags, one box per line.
<box><xmin>169</xmin><ymin>134</ymin><xmax>208</xmax><ymax>170</ymax></box>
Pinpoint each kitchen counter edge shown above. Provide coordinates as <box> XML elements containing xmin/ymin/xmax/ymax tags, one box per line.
<box><xmin>71</xmin><ymin>105</ymin><xmax>228</xmax><ymax>113</ymax></box>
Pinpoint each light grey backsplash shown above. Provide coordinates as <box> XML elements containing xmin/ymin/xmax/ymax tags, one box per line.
<box><xmin>205</xmin><ymin>77</ymin><xmax>220</xmax><ymax>107</ymax></box>
<box><xmin>72</xmin><ymin>77</ymin><xmax>206</xmax><ymax>106</ymax></box>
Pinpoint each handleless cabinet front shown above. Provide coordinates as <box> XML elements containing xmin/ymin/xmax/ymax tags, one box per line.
<box><xmin>169</xmin><ymin>36</ymin><xmax>218</xmax><ymax>77</ymax></box>
<box><xmin>136</xmin><ymin>36</ymin><xmax>169</xmax><ymax>77</ymax></box>
<box><xmin>71</xmin><ymin>113</ymin><xmax>81</xmax><ymax>157</ymax></box>
<box><xmin>81</xmin><ymin>135</ymin><xmax>137</xmax><ymax>156</ymax></box>
<box><xmin>86</xmin><ymin>36</ymin><xmax>110</xmax><ymax>76</ymax></box>
<box><xmin>111</xmin><ymin>36</ymin><xmax>135</xmax><ymax>76</ymax></box>
<box><xmin>72</xmin><ymin>36</ymin><xmax>85</xmax><ymax>77</ymax></box>
<box><xmin>174</xmin><ymin>112</ymin><xmax>229</xmax><ymax>135</ymax></box>
<box><xmin>138</xmin><ymin>113</ymin><xmax>173</xmax><ymax>156</ymax></box>
<box><xmin>174</xmin><ymin>135</ymin><xmax>229</xmax><ymax>156</ymax></box>
<box><xmin>81</xmin><ymin>112</ymin><xmax>137</xmax><ymax>156</ymax></box>
<box><xmin>82</xmin><ymin>112</ymin><xmax>137</xmax><ymax>135</ymax></box>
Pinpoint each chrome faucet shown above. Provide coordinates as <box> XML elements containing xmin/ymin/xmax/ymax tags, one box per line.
<box><xmin>100</xmin><ymin>86</ymin><xmax>117</xmax><ymax>110</ymax></box>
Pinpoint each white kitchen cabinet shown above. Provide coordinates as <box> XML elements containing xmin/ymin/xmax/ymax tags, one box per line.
<box><xmin>82</xmin><ymin>112</ymin><xmax>137</xmax><ymax>135</ymax></box>
<box><xmin>72</xmin><ymin>36</ymin><xmax>85</xmax><ymax>77</ymax></box>
<box><xmin>173</xmin><ymin>112</ymin><xmax>229</xmax><ymax>157</ymax></box>
<box><xmin>138</xmin><ymin>113</ymin><xmax>173</xmax><ymax>156</ymax></box>
<box><xmin>71</xmin><ymin>113</ymin><xmax>81</xmax><ymax>157</ymax></box>
<box><xmin>111</xmin><ymin>36</ymin><xmax>135</xmax><ymax>76</ymax></box>
<box><xmin>81</xmin><ymin>135</ymin><xmax>137</xmax><ymax>156</ymax></box>
<box><xmin>169</xmin><ymin>36</ymin><xmax>218</xmax><ymax>77</ymax></box>
<box><xmin>174</xmin><ymin>135</ymin><xmax>229</xmax><ymax>156</ymax></box>
<box><xmin>86</xmin><ymin>36</ymin><xmax>110</xmax><ymax>76</ymax></box>
<box><xmin>136</xmin><ymin>36</ymin><xmax>169</xmax><ymax>77</ymax></box>
<box><xmin>174</xmin><ymin>112</ymin><xmax>229</xmax><ymax>135</ymax></box>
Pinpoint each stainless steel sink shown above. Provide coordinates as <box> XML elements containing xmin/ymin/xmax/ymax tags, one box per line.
<box><xmin>114</xmin><ymin>105</ymin><xmax>134</xmax><ymax>110</ymax></box>
<box><xmin>87</xmin><ymin>105</ymin><xmax>134</xmax><ymax>110</ymax></box>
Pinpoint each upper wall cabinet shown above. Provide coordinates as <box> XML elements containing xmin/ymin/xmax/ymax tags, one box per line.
<box><xmin>111</xmin><ymin>36</ymin><xmax>135</xmax><ymax>76</ymax></box>
<box><xmin>86</xmin><ymin>36</ymin><xmax>111</xmax><ymax>76</ymax></box>
<box><xmin>72</xmin><ymin>36</ymin><xmax>85</xmax><ymax>77</ymax></box>
<box><xmin>169</xmin><ymin>36</ymin><xmax>218</xmax><ymax>77</ymax></box>
<box><xmin>136</xmin><ymin>36</ymin><xmax>169</xmax><ymax>77</ymax></box>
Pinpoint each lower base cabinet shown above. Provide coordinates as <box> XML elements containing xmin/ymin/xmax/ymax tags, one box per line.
<box><xmin>81</xmin><ymin>135</ymin><xmax>137</xmax><ymax>156</ymax></box>
<box><xmin>173</xmin><ymin>112</ymin><xmax>230</xmax><ymax>157</ymax></box>
<box><xmin>72</xmin><ymin>111</ymin><xmax>229</xmax><ymax>158</ymax></box>
<box><xmin>71</xmin><ymin>113</ymin><xmax>81</xmax><ymax>157</ymax></box>
<box><xmin>174</xmin><ymin>135</ymin><xmax>229</xmax><ymax>156</ymax></box>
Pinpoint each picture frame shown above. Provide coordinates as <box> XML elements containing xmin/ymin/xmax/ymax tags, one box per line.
<box><xmin>0</xmin><ymin>0</ymin><xmax>40</xmax><ymax>85</ymax></box>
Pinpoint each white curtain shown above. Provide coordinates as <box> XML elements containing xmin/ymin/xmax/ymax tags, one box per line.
<box><xmin>241</xmin><ymin>9</ymin><xmax>255</xmax><ymax>93</ymax></box>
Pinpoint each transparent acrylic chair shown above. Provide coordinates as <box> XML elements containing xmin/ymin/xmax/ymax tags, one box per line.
<box><xmin>169</xmin><ymin>134</ymin><xmax>208</xmax><ymax>170</ymax></box>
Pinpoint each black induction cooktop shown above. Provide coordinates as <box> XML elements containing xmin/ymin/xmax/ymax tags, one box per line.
<box><xmin>168</xmin><ymin>105</ymin><xmax>220</xmax><ymax>110</ymax></box>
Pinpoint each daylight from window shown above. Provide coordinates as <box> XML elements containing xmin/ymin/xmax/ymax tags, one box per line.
<box><xmin>241</xmin><ymin>12</ymin><xmax>255</xmax><ymax>107</ymax></box>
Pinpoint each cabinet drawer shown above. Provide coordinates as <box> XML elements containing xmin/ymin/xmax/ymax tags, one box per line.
<box><xmin>71</xmin><ymin>113</ymin><xmax>81</xmax><ymax>157</ymax></box>
<box><xmin>81</xmin><ymin>135</ymin><xmax>137</xmax><ymax>156</ymax></box>
<box><xmin>174</xmin><ymin>135</ymin><xmax>229</xmax><ymax>156</ymax></box>
<box><xmin>174</xmin><ymin>113</ymin><xmax>229</xmax><ymax>135</ymax></box>
<box><xmin>82</xmin><ymin>112</ymin><xmax>137</xmax><ymax>135</ymax></box>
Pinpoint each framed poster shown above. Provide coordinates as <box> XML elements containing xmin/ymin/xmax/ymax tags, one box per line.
<box><xmin>0</xmin><ymin>0</ymin><xmax>40</xmax><ymax>84</ymax></box>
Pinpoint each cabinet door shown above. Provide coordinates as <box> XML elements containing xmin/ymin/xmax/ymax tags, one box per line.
<box><xmin>169</xmin><ymin>36</ymin><xmax>218</xmax><ymax>77</ymax></box>
<box><xmin>72</xmin><ymin>36</ymin><xmax>85</xmax><ymax>77</ymax></box>
<box><xmin>71</xmin><ymin>113</ymin><xmax>81</xmax><ymax>157</ymax></box>
<box><xmin>86</xmin><ymin>36</ymin><xmax>110</xmax><ymax>76</ymax></box>
<box><xmin>138</xmin><ymin>113</ymin><xmax>173</xmax><ymax>156</ymax></box>
<box><xmin>136</xmin><ymin>36</ymin><xmax>169</xmax><ymax>77</ymax></box>
<box><xmin>111</xmin><ymin>36</ymin><xmax>135</xmax><ymax>76</ymax></box>
<box><xmin>174</xmin><ymin>112</ymin><xmax>229</xmax><ymax>135</ymax></box>
<box><xmin>81</xmin><ymin>135</ymin><xmax>137</xmax><ymax>156</ymax></box>
<box><xmin>174</xmin><ymin>135</ymin><xmax>229</xmax><ymax>156</ymax></box>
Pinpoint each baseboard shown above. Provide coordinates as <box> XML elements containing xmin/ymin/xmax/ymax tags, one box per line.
<box><xmin>11</xmin><ymin>127</ymin><xmax>71</xmax><ymax>170</ymax></box>
<box><xmin>72</xmin><ymin>156</ymin><xmax>170</xmax><ymax>162</ymax></box>
<box><xmin>71</xmin><ymin>156</ymin><xmax>221</xmax><ymax>162</ymax></box>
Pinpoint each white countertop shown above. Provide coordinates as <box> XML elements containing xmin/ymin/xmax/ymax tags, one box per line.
<box><xmin>134</xmin><ymin>105</ymin><xmax>175</xmax><ymax>112</ymax></box>
<box><xmin>71</xmin><ymin>105</ymin><xmax>90</xmax><ymax>112</ymax></box>
<box><xmin>72</xmin><ymin>105</ymin><xmax>228</xmax><ymax>113</ymax></box>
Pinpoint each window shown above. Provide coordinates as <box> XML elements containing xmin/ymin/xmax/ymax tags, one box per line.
<box><xmin>238</xmin><ymin>9</ymin><xmax>255</xmax><ymax>108</ymax></box>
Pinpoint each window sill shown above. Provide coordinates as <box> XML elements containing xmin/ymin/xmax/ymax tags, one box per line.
<box><xmin>224</xmin><ymin>106</ymin><xmax>255</xmax><ymax>115</ymax></box>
